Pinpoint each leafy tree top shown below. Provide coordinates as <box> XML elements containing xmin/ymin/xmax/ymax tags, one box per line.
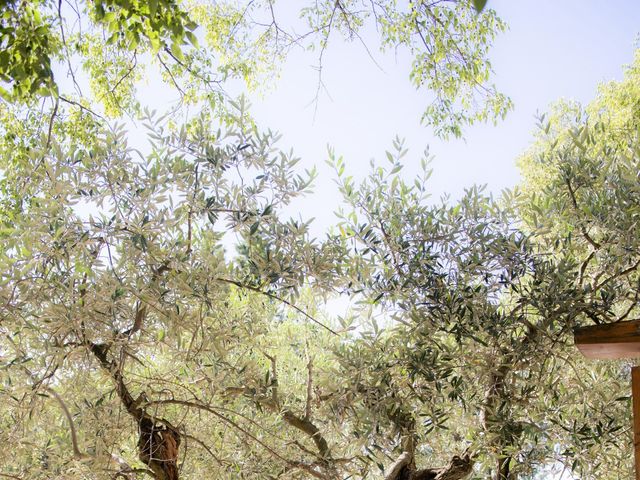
<box><xmin>0</xmin><ymin>0</ymin><xmax>510</xmax><ymax>137</ymax></box>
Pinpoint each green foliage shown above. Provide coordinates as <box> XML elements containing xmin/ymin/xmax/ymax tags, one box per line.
<box><xmin>0</xmin><ymin>101</ymin><xmax>340</xmax><ymax>478</ymax></box>
<box><xmin>473</xmin><ymin>0</ymin><xmax>489</xmax><ymax>13</ymax></box>
<box><xmin>327</xmin><ymin>141</ymin><xmax>634</xmax><ymax>478</ymax></box>
<box><xmin>90</xmin><ymin>0</ymin><xmax>196</xmax><ymax>53</ymax></box>
<box><xmin>516</xmin><ymin>49</ymin><xmax>640</xmax><ymax>478</ymax></box>
<box><xmin>518</xmin><ymin>50</ymin><xmax>640</xmax><ymax>331</ymax></box>
<box><xmin>0</xmin><ymin>0</ymin><xmax>510</xmax><ymax>137</ymax></box>
<box><xmin>377</xmin><ymin>0</ymin><xmax>510</xmax><ymax>137</ymax></box>
<box><xmin>1</xmin><ymin>4</ymin><xmax>638</xmax><ymax>479</ymax></box>
<box><xmin>0</xmin><ymin>1</ymin><xmax>59</xmax><ymax>100</ymax></box>
<box><xmin>1</xmin><ymin>66</ymin><xmax>636</xmax><ymax>477</ymax></box>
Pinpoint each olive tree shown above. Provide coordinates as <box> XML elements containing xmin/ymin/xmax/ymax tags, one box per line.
<box><xmin>323</xmin><ymin>138</ymin><xmax>633</xmax><ymax>479</ymax></box>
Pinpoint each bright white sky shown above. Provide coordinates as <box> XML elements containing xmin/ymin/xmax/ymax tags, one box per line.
<box><xmin>239</xmin><ymin>0</ymin><xmax>640</xmax><ymax>238</ymax></box>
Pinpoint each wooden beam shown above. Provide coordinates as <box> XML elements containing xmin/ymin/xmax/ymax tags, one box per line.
<box><xmin>633</xmin><ymin>366</ymin><xmax>640</xmax><ymax>480</ymax></box>
<box><xmin>574</xmin><ymin>320</ymin><xmax>640</xmax><ymax>360</ymax></box>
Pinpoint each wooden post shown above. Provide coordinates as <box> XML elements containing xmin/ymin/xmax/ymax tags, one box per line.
<box><xmin>633</xmin><ymin>366</ymin><xmax>640</xmax><ymax>480</ymax></box>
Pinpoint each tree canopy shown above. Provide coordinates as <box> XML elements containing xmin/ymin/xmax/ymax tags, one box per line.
<box><xmin>0</xmin><ymin>0</ymin><xmax>509</xmax><ymax>137</ymax></box>
<box><xmin>1</xmin><ymin>3</ymin><xmax>639</xmax><ymax>480</ymax></box>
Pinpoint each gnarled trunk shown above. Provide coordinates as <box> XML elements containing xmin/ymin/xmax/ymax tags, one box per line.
<box><xmin>90</xmin><ymin>343</ymin><xmax>181</xmax><ymax>480</ymax></box>
<box><xmin>138</xmin><ymin>417</ymin><xmax>181</xmax><ymax>480</ymax></box>
<box><xmin>385</xmin><ymin>451</ymin><xmax>473</xmax><ymax>480</ymax></box>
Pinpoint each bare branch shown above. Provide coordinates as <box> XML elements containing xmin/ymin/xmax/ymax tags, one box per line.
<box><xmin>216</xmin><ymin>277</ymin><xmax>338</xmax><ymax>335</ymax></box>
<box><xmin>59</xmin><ymin>95</ymin><xmax>105</xmax><ymax>120</ymax></box>
<box><xmin>44</xmin><ymin>387</ymin><xmax>86</xmax><ymax>459</ymax></box>
<box><xmin>564</xmin><ymin>177</ymin><xmax>601</xmax><ymax>250</ymax></box>
<box><xmin>384</xmin><ymin>451</ymin><xmax>411</xmax><ymax>480</ymax></box>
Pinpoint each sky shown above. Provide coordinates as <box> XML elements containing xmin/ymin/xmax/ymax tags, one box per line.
<box><xmin>240</xmin><ymin>0</ymin><xmax>640</xmax><ymax>237</ymax></box>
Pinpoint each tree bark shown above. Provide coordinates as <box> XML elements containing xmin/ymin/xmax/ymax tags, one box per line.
<box><xmin>385</xmin><ymin>452</ymin><xmax>472</xmax><ymax>480</ymax></box>
<box><xmin>495</xmin><ymin>456</ymin><xmax>511</xmax><ymax>480</ymax></box>
<box><xmin>90</xmin><ymin>343</ymin><xmax>181</xmax><ymax>480</ymax></box>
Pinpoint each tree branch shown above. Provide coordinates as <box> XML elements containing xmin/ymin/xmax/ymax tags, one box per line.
<box><xmin>44</xmin><ymin>387</ymin><xmax>86</xmax><ymax>459</ymax></box>
<box><xmin>384</xmin><ymin>451</ymin><xmax>411</xmax><ymax>480</ymax></box>
<box><xmin>216</xmin><ymin>277</ymin><xmax>337</xmax><ymax>335</ymax></box>
<box><xmin>564</xmin><ymin>177</ymin><xmax>601</xmax><ymax>250</ymax></box>
<box><xmin>414</xmin><ymin>452</ymin><xmax>473</xmax><ymax>480</ymax></box>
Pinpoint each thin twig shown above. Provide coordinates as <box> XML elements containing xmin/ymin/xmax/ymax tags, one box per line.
<box><xmin>216</xmin><ymin>278</ymin><xmax>338</xmax><ymax>335</ymax></box>
<box><xmin>59</xmin><ymin>95</ymin><xmax>105</xmax><ymax>120</ymax></box>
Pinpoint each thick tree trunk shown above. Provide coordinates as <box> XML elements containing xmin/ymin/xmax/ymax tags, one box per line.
<box><xmin>90</xmin><ymin>343</ymin><xmax>181</xmax><ymax>480</ymax></box>
<box><xmin>495</xmin><ymin>456</ymin><xmax>511</xmax><ymax>480</ymax></box>
<box><xmin>137</xmin><ymin>417</ymin><xmax>181</xmax><ymax>480</ymax></box>
<box><xmin>385</xmin><ymin>451</ymin><xmax>472</xmax><ymax>480</ymax></box>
